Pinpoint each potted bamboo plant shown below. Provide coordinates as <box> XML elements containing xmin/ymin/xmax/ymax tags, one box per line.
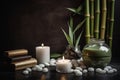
<box><xmin>61</xmin><ymin>5</ymin><xmax>86</xmax><ymax>59</ymax></box>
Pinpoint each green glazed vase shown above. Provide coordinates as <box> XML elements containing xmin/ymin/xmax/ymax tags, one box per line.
<box><xmin>82</xmin><ymin>39</ymin><xmax>112</xmax><ymax>68</ymax></box>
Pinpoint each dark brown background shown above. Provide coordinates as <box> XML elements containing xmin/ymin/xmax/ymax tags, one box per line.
<box><xmin>1</xmin><ymin>0</ymin><xmax>120</xmax><ymax>61</ymax></box>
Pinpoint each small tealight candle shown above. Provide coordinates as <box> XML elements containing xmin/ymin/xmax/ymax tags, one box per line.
<box><xmin>36</xmin><ymin>43</ymin><xmax>50</xmax><ymax>64</ymax></box>
<box><xmin>56</xmin><ymin>56</ymin><xmax>72</xmax><ymax>73</ymax></box>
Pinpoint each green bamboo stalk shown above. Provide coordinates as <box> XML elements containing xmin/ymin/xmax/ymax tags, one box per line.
<box><xmin>94</xmin><ymin>0</ymin><xmax>100</xmax><ymax>39</ymax></box>
<box><xmin>100</xmin><ymin>0</ymin><xmax>107</xmax><ymax>40</ymax></box>
<box><xmin>85</xmin><ymin>0</ymin><xmax>90</xmax><ymax>43</ymax></box>
<box><xmin>109</xmin><ymin>0</ymin><xmax>115</xmax><ymax>48</ymax></box>
<box><xmin>90</xmin><ymin>0</ymin><xmax>94</xmax><ymax>38</ymax></box>
<box><xmin>106</xmin><ymin>0</ymin><xmax>111</xmax><ymax>44</ymax></box>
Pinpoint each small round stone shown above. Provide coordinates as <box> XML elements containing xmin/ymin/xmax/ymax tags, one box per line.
<box><xmin>50</xmin><ymin>58</ymin><xmax>56</xmax><ymax>61</ymax></box>
<box><xmin>105</xmin><ymin>66</ymin><xmax>112</xmax><ymax>70</ymax></box>
<box><xmin>107</xmin><ymin>69</ymin><xmax>114</xmax><ymax>74</ymax></box>
<box><xmin>36</xmin><ymin>67</ymin><xmax>42</xmax><ymax>71</ymax></box>
<box><xmin>32</xmin><ymin>67</ymin><xmax>37</xmax><ymax>71</ymax></box>
<box><xmin>96</xmin><ymin>68</ymin><xmax>102</xmax><ymax>73</ymax></box>
<box><xmin>76</xmin><ymin>67</ymin><xmax>83</xmax><ymax>71</ymax></box>
<box><xmin>39</xmin><ymin>64</ymin><xmax>45</xmax><ymax>68</ymax></box>
<box><xmin>104</xmin><ymin>67</ymin><xmax>109</xmax><ymax>72</ymax></box>
<box><xmin>70</xmin><ymin>69</ymin><xmax>74</xmax><ymax>73</ymax></box>
<box><xmin>88</xmin><ymin>67</ymin><xmax>94</xmax><ymax>72</ymax></box>
<box><xmin>43</xmin><ymin>68</ymin><xmax>48</xmax><ymax>72</ymax></box>
<box><xmin>100</xmin><ymin>70</ymin><xmax>106</xmax><ymax>74</ymax></box>
<box><xmin>23</xmin><ymin>70</ymin><xmax>29</xmax><ymax>75</ymax></box>
<box><xmin>77</xmin><ymin>59</ymin><xmax>81</xmax><ymax>63</ymax></box>
<box><xmin>112</xmin><ymin>68</ymin><xmax>117</xmax><ymax>72</ymax></box>
<box><xmin>50</xmin><ymin>59</ymin><xmax>56</xmax><ymax>63</ymax></box>
<box><xmin>50</xmin><ymin>63</ymin><xmax>56</xmax><ymax>66</ymax></box>
<box><xmin>83</xmin><ymin>69</ymin><xmax>88</xmax><ymax>73</ymax></box>
<box><xmin>26</xmin><ymin>68</ymin><xmax>32</xmax><ymax>72</ymax></box>
<box><xmin>73</xmin><ymin>69</ymin><xmax>80</xmax><ymax>73</ymax></box>
<box><xmin>75</xmin><ymin>71</ymin><xmax>82</xmax><ymax>76</ymax></box>
<box><xmin>44</xmin><ymin>62</ymin><xmax>50</xmax><ymax>66</ymax></box>
<box><xmin>35</xmin><ymin>65</ymin><xmax>40</xmax><ymax>68</ymax></box>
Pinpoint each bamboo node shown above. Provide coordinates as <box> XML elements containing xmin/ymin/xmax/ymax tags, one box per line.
<box><xmin>84</xmin><ymin>14</ymin><xmax>90</xmax><ymax>17</ymax></box>
<box><xmin>102</xmin><ymin>8</ymin><xmax>107</xmax><ymax>11</ymax></box>
<box><xmin>94</xmin><ymin>30</ymin><xmax>99</xmax><ymax>33</ymax></box>
<box><xmin>85</xmin><ymin>35</ymin><xmax>90</xmax><ymax>37</ymax></box>
<box><xmin>90</xmin><ymin>0</ymin><xmax>94</xmax><ymax>2</ymax></box>
<box><xmin>90</xmin><ymin>16</ymin><xmax>94</xmax><ymax>19</ymax></box>
<box><xmin>101</xmin><ymin>26</ymin><xmax>106</xmax><ymax>29</ymax></box>
<box><xmin>95</xmin><ymin>11</ymin><xmax>100</xmax><ymax>14</ymax></box>
<box><xmin>108</xmin><ymin>37</ymin><xmax>112</xmax><ymax>40</ymax></box>
<box><xmin>110</xmin><ymin>19</ymin><xmax>114</xmax><ymax>21</ymax></box>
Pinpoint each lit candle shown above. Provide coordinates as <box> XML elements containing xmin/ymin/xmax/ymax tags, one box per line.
<box><xmin>36</xmin><ymin>43</ymin><xmax>50</xmax><ymax>64</ymax></box>
<box><xmin>56</xmin><ymin>56</ymin><xmax>72</xmax><ymax>73</ymax></box>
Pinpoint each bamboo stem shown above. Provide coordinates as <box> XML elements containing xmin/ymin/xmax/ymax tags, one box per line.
<box><xmin>106</xmin><ymin>0</ymin><xmax>111</xmax><ymax>44</ymax></box>
<box><xmin>100</xmin><ymin>0</ymin><xmax>107</xmax><ymax>40</ymax></box>
<box><xmin>85</xmin><ymin>0</ymin><xmax>90</xmax><ymax>43</ymax></box>
<box><xmin>94</xmin><ymin>0</ymin><xmax>100</xmax><ymax>39</ymax></box>
<box><xmin>90</xmin><ymin>0</ymin><xmax>94</xmax><ymax>38</ymax></box>
<box><xmin>109</xmin><ymin>0</ymin><xmax>115</xmax><ymax>48</ymax></box>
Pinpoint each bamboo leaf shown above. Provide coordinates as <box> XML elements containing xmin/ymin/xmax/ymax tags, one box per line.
<box><xmin>68</xmin><ymin>23</ymin><xmax>73</xmax><ymax>45</ymax></box>
<box><xmin>69</xmin><ymin>17</ymin><xmax>73</xmax><ymax>30</ymax></box>
<box><xmin>75</xmin><ymin>31</ymin><xmax>83</xmax><ymax>48</ymax></box>
<box><xmin>73</xmin><ymin>19</ymin><xmax>86</xmax><ymax>34</ymax></box>
<box><xmin>61</xmin><ymin>28</ymin><xmax>73</xmax><ymax>46</ymax></box>
<box><xmin>67</xmin><ymin>8</ymin><xmax>77</xmax><ymax>13</ymax></box>
<box><xmin>67</xmin><ymin>8</ymin><xmax>80</xmax><ymax>15</ymax></box>
<box><xmin>76</xmin><ymin>5</ymin><xmax>82</xmax><ymax>13</ymax></box>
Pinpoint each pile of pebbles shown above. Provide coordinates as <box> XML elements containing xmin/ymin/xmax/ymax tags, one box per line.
<box><xmin>22</xmin><ymin>58</ymin><xmax>117</xmax><ymax>76</ymax></box>
<box><xmin>23</xmin><ymin>58</ymin><xmax>56</xmax><ymax>75</ymax></box>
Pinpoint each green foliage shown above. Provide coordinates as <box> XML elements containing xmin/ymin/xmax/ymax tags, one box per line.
<box><xmin>62</xmin><ymin>5</ymin><xmax>85</xmax><ymax>47</ymax></box>
<box><xmin>62</xmin><ymin>18</ymin><xmax>85</xmax><ymax>47</ymax></box>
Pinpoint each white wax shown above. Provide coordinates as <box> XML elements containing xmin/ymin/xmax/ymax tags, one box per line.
<box><xmin>56</xmin><ymin>59</ymin><xmax>72</xmax><ymax>73</ymax></box>
<box><xmin>36</xmin><ymin>46</ymin><xmax>50</xmax><ymax>64</ymax></box>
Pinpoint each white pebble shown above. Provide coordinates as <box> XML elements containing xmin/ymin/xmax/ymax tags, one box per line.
<box><xmin>39</xmin><ymin>64</ymin><xmax>45</xmax><ymax>68</ymax></box>
<box><xmin>112</xmin><ymin>68</ymin><xmax>117</xmax><ymax>72</ymax></box>
<box><xmin>36</xmin><ymin>67</ymin><xmax>42</xmax><ymax>71</ymax></box>
<box><xmin>26</xmin><ymin>68</ymin><xmax>32</xmax><ymax>72</ymax></box>
<box><xmin>76</xmin><ymin>67</ymin><xmax>83</xmax><ymax>71</ymax></box>
<box><xmin>75</xmin><ymin>71</ymin><xmax>82</xmax><ymax>76</ymax></box>
<box><xmin>73</xmin><ymin>69</ymin><xmax>80</xmax><ymax>73</ymax></box>
<box><xmin>23</xmin><ymin>70</ymin><xmax>29</xmax><ymax>75</ymax></box>
<box><xmin>32</xmin><ymin>67</ymin><xmax>37</xmax><ymax>71</ymax></box>
<box><xmin>96</xmin><ymin>68</ymin><xmax>102</xmax><ymax>73</ymax></box>
<box><xmin>104</xmin><ymin>67</ymin><xmax>109</xmax><ymax>72</ymax></box>
<box><xmin>88</xmin><ymin>67</ymin><xmax>94</xmax><ymax>72</ymax></box>
<box><xmin>50</xmin><ymin>59</ymin><xmax>56</xmax><ymax>63</ymax></box>
<box><xmin>43</xmin><ymin>68</ymin><xmax>48</xmax><ymax>72</ymax></box>
<box><xmin>44</xmin><ymin>62</ymin><xmax>50</xmax><ymax>66</ymax></box>
<box><xmin>83</xmin><ymin>69</ymin><xmax>88</xmax><ymax>73</ymax></box>
<box><xmin>107</xmin><ymin>69</ymin><xmax>114</xmax><ymax>74</ymax></box>
<box><xmin>105</xmin><ymin>66</ymin><xmax>112</xmax><ymax>70</ymax></box>
<box><xmin>97</xmin><ymin>70</ymin><xmax>106</xmax><ymax>74</ymax></box>
<box><xmin>50</xmin><ymin>63</ymin><xmax>56</xmax><ymax>66</ymax></box>
<box><xmin>35</xmin><ymin>65</ymin><xmax>40</xmax><ymax>68</ymax></box>
<box><xmin>50</xmin><ymin>58</ymin><xmax>56</xmax><ymax>61</ymax></box>
<box><xmin>77</xmin><ymin>59</ymin><xmax>81</xmax><ymax>63</ymax></box>
<box><xmin>70</xmin><ymin>69</ymin><xmax>74</xmax><ymax>73</ymax></box>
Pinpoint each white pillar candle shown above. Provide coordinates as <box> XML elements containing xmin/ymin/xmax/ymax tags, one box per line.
<box><xmin>56</xmin><ymin>56</ymin><xmax>72</xmax><ymax>73</ymax></box>
<box><xmin>36</xmin><ymin>43</ymin><xmax>50</xmax><ymax>64</ymax></box>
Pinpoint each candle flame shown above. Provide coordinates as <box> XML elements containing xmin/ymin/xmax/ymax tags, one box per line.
<box><xmin>41</xmin><ymin>43</ymin><xmax>44</xmax><ymax>47</ymax></box>
<box><xmin>62</xmin><ymin>56</ymin><xmax>64</xmax><ymax>60</ymax></box>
